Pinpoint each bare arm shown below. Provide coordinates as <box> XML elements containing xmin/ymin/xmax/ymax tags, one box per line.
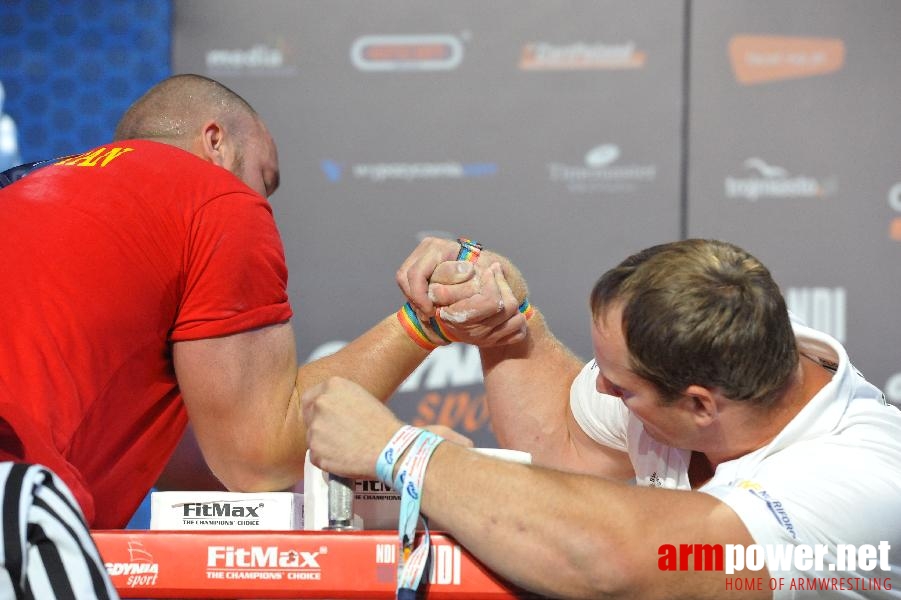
<box><xmin>302</xmin><ymin>378</ymin><xmax>769</xmax><ymax>600</ymax></box>
<box><xmin>173</xmin><ymin>315</ymin><xmax>431</xmax><ymax>492</ymax></box>
<box><xmin>480</xmin><ymin>310</ymin><xmax>634</xmax><ymax>479</ymax></box>
<box><xmin>401</xmin><ymin>237</ymin><xmax>633</xmax><ymax>478</ymax></box>
<box><xmin>421</xmin><ymin>442</ymin><xmax>768</xmax><ymax>600</ymax></box>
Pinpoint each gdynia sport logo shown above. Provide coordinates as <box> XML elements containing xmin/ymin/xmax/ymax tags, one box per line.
<box><xmin>658</xmin><ymin>541</ymin><xmax>892</xmax><ymax>593</ymax></box>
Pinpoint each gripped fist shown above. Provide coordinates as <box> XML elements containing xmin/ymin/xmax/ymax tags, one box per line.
<box><xmin>396</xmin><ymin>237</ymin><xmax>530</xmax><ymax>347</ymax></box>
<box><xmin>429</xmin><ymin>261</ymin><xmax>529</xmax><ymax>347</ymax></box>
<box><xmin>301</xmin><ymin>377</ymin><xmax>402</xmax><ymax>479</ymax></box>
<box><xmin>396</xmin><ymin>237</ymin><xmax>467</xmax><ymax>317</ymax></box>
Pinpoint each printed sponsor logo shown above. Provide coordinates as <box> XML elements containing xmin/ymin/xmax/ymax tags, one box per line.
<box><xmin>657</xmin><ymin>541</ymin><xmax>892</xmax><ymax>593</ymax></box>
<box><xmin>307</xmin><ymin>343</ymin><xmax>489</xmax><ymax>435</ymax></box>
<box><xmin>177</xmin><ymin>500</ymin><xmax>266</xmax><ymax>526</ymax></box>
<box><xmin>320</xmin><ymin>159</ymin><xmax>497</xmax><ymax>183</ymax></box>
<box><xmin>205</xmin><ymin>40</ymin><xmax>298</xmax><ymax>76</ymax></box>
<box><xmin>373</xmin><ymin>542</ymin><xmax>462</xmax><ymax>585</ymax></box>
<box><xmin>519</xmin><ymin>41</ymin><xmax>646</xmax><ymax>70</ymax></box>
<box><xmin>397</xmin><ymin>344</ymin><xmax>482</xmax><ymax>392</ymax></box>
<box><xmin>737</xmin><ymin>481</ymin><xmax>797</xmax><ymax>539</ymax></box>
<box><xmin>206</xmin><ymin>545</ymin><xmax>326</xmax><ymax>581</ymax></box>
<box><xmin>376</xmin><ymin>543</ymin><xmax>397</xmax><ymax>564</ymax></box>
<box><xmin>428</xmin><ymin>543</ymin><xmax>462</xmax><ymax>585</ymax></box>
<box><xmin>888</xmin><ymin>183</ymin><xmax>901</xmax><ymax>241</ymax></box>
<box><xmin>105</xmin><ymin>539</ymin><xmax>160</xmax><ymax>588</ymax></box>
<box><xmin>351</xmin><ymin>34</ymin><xmax>464</xmax><ymax>71</ymax></box>
<box><xmin>548</xmin><ymin>143</ymin><xmax>657</xmax><ymax>194</ymax></box>
<box><xmin>785</xmin><ymin>287</ymin><xmax>846</xmax><ymax>343</ymax></box>
<box><xmin>724</xmin><ymin>157</ymin><xmax>836</xmax><ymax>201</ymax></box>
<box><xmin>729</xmin><ymin>35</ymin><xmax>845</xmax><ymax>85</ymax></box>
<box><xmin>354</xmin><ymin>479</ymin><xmax>396</xmax><ymax>502</ymax></box>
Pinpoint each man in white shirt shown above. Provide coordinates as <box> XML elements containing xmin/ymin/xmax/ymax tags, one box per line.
<box><xmin>303</xmin><ymin>237</ymin><xmax>901</xmax><ymax>599</ymax></box>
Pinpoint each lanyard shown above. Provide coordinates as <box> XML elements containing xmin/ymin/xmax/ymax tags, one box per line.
<box><xmin>376</xmin><ymin>426</ymin><xmax>444</xmax><ymax>599</ymax></box>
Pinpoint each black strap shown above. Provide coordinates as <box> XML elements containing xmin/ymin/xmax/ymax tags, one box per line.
<box><xmin>0</xmin><ymin>158</ymin><xmax>61</xmax><ymax>189</ymax></box>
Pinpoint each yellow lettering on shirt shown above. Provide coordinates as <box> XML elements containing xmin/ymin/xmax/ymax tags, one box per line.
<box><xmin>56</xmin><ymin>146</ymin><xmax>134</xmax><ymax>167</ymax></box>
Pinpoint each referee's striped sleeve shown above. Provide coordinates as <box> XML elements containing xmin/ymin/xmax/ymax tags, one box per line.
<box><xmin>0</xmin><ymin>462</ymin><xmax>119</xmax><ymax>599</ymax></box>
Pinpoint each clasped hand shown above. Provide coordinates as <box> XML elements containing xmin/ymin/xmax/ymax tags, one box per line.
<box><xmin>396</xmin><ymin>237</ymin><xmax>529</xmax><ymax>347</ymax></box>
<box><xmin>302</xmin><ymin>237</ymin><xmax>527</xmax><ymax>479</ymax></box>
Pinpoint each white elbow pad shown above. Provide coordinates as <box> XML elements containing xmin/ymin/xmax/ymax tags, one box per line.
<box><xmin>569</xmin><ymin>360</ymin><xmax>629</xmax><ymax>451</ymax></box>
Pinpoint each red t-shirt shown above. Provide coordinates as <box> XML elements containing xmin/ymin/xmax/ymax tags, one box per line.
<box><xmin>0</xmin><ymin>141</ymin><xmax>293</xmax><ymax>528</ymax></box>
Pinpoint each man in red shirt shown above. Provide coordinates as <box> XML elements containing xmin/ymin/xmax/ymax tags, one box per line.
<box><xmin>0</xmin><ymin>74</ymin><xmax>521</xmax><ymax>534</ymax></box>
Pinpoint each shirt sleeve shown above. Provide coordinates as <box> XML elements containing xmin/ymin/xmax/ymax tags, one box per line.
<box><xmin>171</xmin><ymin>191</ymin><xmax>293</xmax><ymax>341</ymax></box>
<box><xmin>700</xmin><ymin>439</ymin><xmax>901</xmax><ymax>595</ymax></box>
<box><xmin>569</xmin><ymin>360</ymin><xmax>630</xmax><ymax>451</ymax></box>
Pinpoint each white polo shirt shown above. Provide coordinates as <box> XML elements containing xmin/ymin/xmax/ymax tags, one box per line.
<box><xmin>570</xmin><ymin>321</ymin><xmax>901</xmax><ymax>598</ymax></box>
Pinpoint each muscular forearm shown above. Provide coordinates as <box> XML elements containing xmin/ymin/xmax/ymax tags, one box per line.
<box><xmin>419</xmin><ymin>443</ymin><xmax>763</xmax><ymax>600</ymax></box>
<box><xmin>480</xmin><ymin>310</ymin><xmax>584</xmax><ymax>462</ymax></box>
<box><xmin>296</xmin><ymin>313</ymin><xmax>429</xmax><ymax>403</ymax></box>
<box><xmin>420</xmin><ymin>443</ymin><xmax>632</xmax><ymax>599</ymax></box>
<box><xmin>180</xmin><ymin>315</ymin><xmax>430</xmax><ymax>493</ymax></box>
<box><xmin>249</xmin><ymin>314</ymin><xmax>431</xmax><ymax>486</ymax></box>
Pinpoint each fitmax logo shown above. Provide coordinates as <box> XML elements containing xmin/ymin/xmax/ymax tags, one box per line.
<box><xmin>208</xmin><ymin>546</ymin><xmax>322</xmax><ymax>569</ymax></box>
<box><xmin>182</xmin><ymin>502</ymin><xmax>263</xmax><ymax>518</ymax></box>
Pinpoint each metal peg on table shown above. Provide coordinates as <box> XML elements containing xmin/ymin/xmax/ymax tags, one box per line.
<box><xmin>325</xmin><ymin>474</ymin><xmax>355</xmax><ymax>530</ymax></box>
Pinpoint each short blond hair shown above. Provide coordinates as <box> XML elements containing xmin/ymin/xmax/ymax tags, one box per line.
<box><xmin>590</xmin><ymin>239</ymin><xmax>798</xmax><ymax>405</ymax></box>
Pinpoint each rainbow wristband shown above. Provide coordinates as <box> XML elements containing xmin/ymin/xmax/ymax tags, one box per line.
<box><xmin>455</xmin><ymin>237</ymin><xmax>482</xmax><ymax>263</ymax></box>
<box><xmin>518</xmin><ymin>297</ymin><xmax>535</xmax><ymax>320</ymax></box>
<box><xmin>427</xmin><ymin>237</ymin><xmax>483</xmax><ymax>342</ymax></box>
<box><xmin>429</xmin><ymin>313</ymin><xmax>456</xmax><ymax>344</ymax></box>
<box><xmin>397</xmin><ymin>302</ymin><xmax>445</xmax><ymax>351</ymax></box>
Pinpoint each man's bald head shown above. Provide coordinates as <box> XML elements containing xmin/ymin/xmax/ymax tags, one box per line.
<box><xmin>113</xmin><ymin>74</ymin><xmax>279</xmax><ymax>198</ymax></box>
<box><xmin>113</xmin><ymin>74</ymin><xmax>258</xmax><ymax>145</ymax></box>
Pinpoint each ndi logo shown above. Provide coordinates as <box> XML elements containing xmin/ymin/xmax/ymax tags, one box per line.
<box><xmin>785</xmin><ymin>287</ymin><xmax>846</xmax><ymax>343</ymax></box>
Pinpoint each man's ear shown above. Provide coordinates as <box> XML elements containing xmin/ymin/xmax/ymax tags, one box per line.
<box><xmin>681</xmin><ymin>384</ymin><xmax>719</xmax><ymax>427</ymax></box>
<box><xmin>198</xmin><ymin>120</ymin><xmax>227</xmax><ymax>167</ymax></box>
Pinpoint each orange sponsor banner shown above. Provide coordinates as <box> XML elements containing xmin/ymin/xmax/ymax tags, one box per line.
<box><xmin>519</xmin><ymin>42</ymin><xmax>646</xmax><ymax>71</ymax></box>
<box><xmin>890</xmin><ymin>218</ymin><xmax>901</xmax><ymax>242</ymax></box>
<box><xmin>93</xmin><ymin>530</ymin><xmax>537</xmax><ymax>598</ymax></box>
<box><xmin>729</xmin><ymin>35</ymin><xmax>845</xmax><ymax>85</ymax></box>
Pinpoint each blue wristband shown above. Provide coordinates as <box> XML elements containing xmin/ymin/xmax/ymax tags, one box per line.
<box><xmin>393</xmin><ymin>430</ymin><xmax>444</xmax><ymax>596</ymax></box>
<box><xmin>375</xmin><ymin>425</ymin><xmax>422</xmax><ymax>488</ymax></box>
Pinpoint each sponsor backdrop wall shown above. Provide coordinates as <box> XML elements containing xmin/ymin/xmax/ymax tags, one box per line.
<box><xmin>171</xmin><ymin>0</ymin><xmax>901</xmax><ymax>451</ymax></box>
<box><xmin>0</xmin><ymin>1</ymin><xmax>171</xmax><ymax>165</ymax></box>
<box><xmin>2</xmin><ymin>2</ymin><xmax>900</xmax><ymax>487</ymax></box>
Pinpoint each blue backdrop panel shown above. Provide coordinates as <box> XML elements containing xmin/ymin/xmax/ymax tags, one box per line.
<box><xmin>0</xmin><ymin>0</ymin><xmax>171</xmax><ymax>163</ymax></box>
<box><xmin>0</xmin><ymin>0</ymin><xmax>172</xmax><ymax>530</ymax></box>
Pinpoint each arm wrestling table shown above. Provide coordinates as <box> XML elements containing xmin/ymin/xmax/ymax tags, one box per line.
<box><xmin>93</xmin><ymin>529</ymin><xmax>541</xmax><ymax>599</ymax></box>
